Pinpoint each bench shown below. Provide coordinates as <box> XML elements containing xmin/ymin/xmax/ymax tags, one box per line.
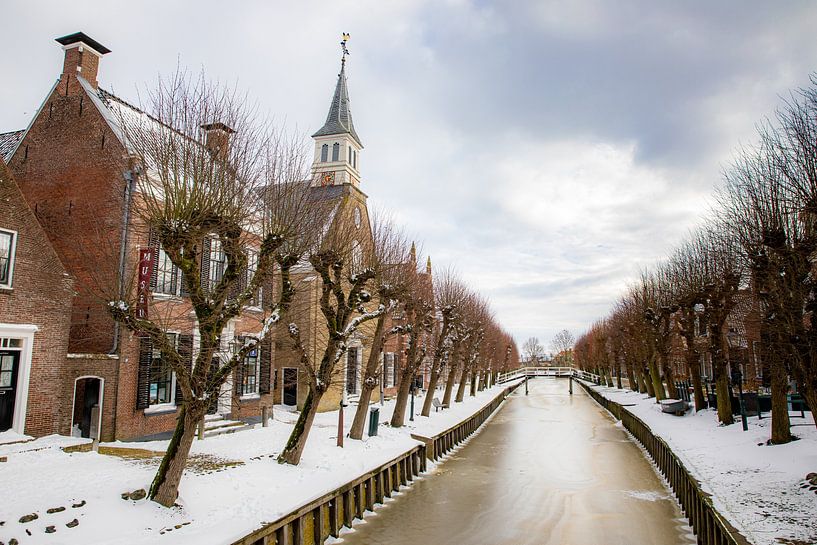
<box><xmin>432</xmin><ymin>398</ymin><xmax>448</xmax><ymax>412</ymax></box>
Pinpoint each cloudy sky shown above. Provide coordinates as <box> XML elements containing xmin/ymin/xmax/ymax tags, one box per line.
<box><xmin>3</xmin><ymin>1</ymin><xmax>817</xmax><ymax>350</ymax></box>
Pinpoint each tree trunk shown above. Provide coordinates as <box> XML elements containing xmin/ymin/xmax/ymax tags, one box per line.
<box><xmin>769</xmin><ymin>355</ymin><xmax>791</xmax><ymax>443</ymax></box>
<box><xmin>421</xmin><ymin>365</ymin><xmax>442</xmax><ymax>417</ymax></box>
<box><xmin>349</xmin><ymin>316</ymin><xmax>387</xmax><ymax>440</ymax></box>
<box><xmin>278</xmin><ymin>389</ymin><xmax>321</xmax><ymax>465</ymax></box>
<box><xmin>390</xmin><ymin>372</ymin><xmax>413</xmax><ymax>427</ymax></box>
<box><xmin>713</xmin><ymin>363</ymin><xmax>734</xmax><ymax>425</ymax></box>
<box><xmin>469</xmin><ymin>369</ymin><xmax>478</xmax><ymax>396</ymax></box>
<box><xmin>626</xmin><ymin>360</ymin><xmax>637</xmax><ymax>392</ymax></box>
<box><xmin>149</xmin><ymin>402</ymin><xmax>206</xmax><ymax>507</ymax></box>
<box><xmin>648</xmin><ymin>355</ymin><xmax>664</xmax><ymax>400</ymax></box>
<box><xmin>442</xmin><ymin>364</ymin><xmax>458</xmax><ymax>406</ymax></box>
<box><xmin>455</xmin><ymin>364</ymin><xmax>469</xmax><ymax>402</ymax></box>
<box><xmin>662</xmin><ymin>353</ymin><xmax>678</xmax><ymax>399</ymax></box>
<box><xmin>683</xmin><ymin>334</ymin><xmax>705</xmax><ymax>411</ymax></box>
<box><xmin>641</xmin><ymin>367</ymin><xmax>654</xmax><ymax>397</ymax></box>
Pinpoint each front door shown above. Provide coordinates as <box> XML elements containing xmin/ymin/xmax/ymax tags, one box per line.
<box><xmin>0</xmin><ymin>351</ymin><xmax>20</xmax><ymax>431</ymax></box>
<box><xmin>283</xmin><ymin>368</ymin><xmax>297</xmax><ymax>406</ymax></box>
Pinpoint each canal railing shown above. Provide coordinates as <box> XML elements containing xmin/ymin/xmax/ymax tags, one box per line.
<box><xmin>231</xmin><ymin>383</ymin><xmax>519</xmax><ymax>545</ymax></box>
<box><xmin>577</xmin><ymin>380</ymin><xmax>752</xmax><ymax>545</ymax></box>
<box><xmin>411</xmin><ymin>382</ymin><xmax>520</xmax><ymax>460</ymax></box>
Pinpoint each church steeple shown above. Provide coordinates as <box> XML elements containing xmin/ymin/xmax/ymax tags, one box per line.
<box><xmin>311</xmin><ymin>34</ymin><xmax>363</xmax><ymax>188</ymax></box>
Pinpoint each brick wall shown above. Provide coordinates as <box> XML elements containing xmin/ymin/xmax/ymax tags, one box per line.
<box><xmin>0</xmin><ymin>158</ymin><xmax>74</xmax><ymax>437</ymax></box>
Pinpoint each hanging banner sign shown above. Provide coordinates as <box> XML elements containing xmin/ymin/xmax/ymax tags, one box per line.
<box><xmin>136</xmin><ymin>248</ymin><xmax>154</xmax><ymax>320</ymax></box>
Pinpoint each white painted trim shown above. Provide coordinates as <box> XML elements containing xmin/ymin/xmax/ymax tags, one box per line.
<box><xmin>61</xmin><ymin>41</ymin><xmax>104</xmax><ymax>58</ymax></box>
<box><xmin>70</xmin><ymin>376</ymin><xmax>105</xmax><ymax>440</ymax></box>
<box><xmin>0</xmin><ymin>324</ymin><xmax>36</xmax><ymax>434</ymax></box>
<box><xmin>0</xmin><ymin>228</ymin><xmax>18</xmax><ymax>289</ymax></box>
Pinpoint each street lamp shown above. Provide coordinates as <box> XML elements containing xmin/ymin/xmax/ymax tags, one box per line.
<box><xmin>727</xmin><ymin>329</ymin><xmax>748</xmax><ymax>432</ymax></box>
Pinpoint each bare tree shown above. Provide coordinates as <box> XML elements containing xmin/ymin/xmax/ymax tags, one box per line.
<box><xmin>348</xmin><ymin>215</ymin><xmax>411</xmax><ymax>440</ymax></box>
<box><xmin>106</xmin><ymin>69</ymin><xmax>321</xmax><ymax>505</ymax></box>
<box><xmin>420</xmin><ymin>270</ymin><xmax>467</xmax><ymax>416</ymax></box>
<box><xmin>278</xmin><ymin>216</ymin><xmax>385</xmax><ymax>465</ymax></box>
<box><xmin>549</xmin><ymin>329</ymin><xmax>575</xmax><ymax>366</ymax></box>
<box><xmin>522</xmin><ymin>337</ymin><xmax>545</xmax><ymax>364</ymax></box>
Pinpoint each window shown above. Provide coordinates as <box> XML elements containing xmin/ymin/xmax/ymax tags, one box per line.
<box><xmin>246</xmin><ymin>248</ymin><xmax>262</xmax><ymax>307</ymax></box>
<box><xmin>352</xmin><ymin>149</ymin><xmax>357</xmax><ymax>169</ymax></box>
<box><xmin>149</xmin><ymin>333</ymin><xmax>177</xmax><ymax>406</ymax></box>
<box><xmin>209</xmin><ymin>237</ymin><xmax>226</xmax><ymax>291</ymax></box>
<box><xmin>321</xmin><ymin>144</ymin><xmax>328</xmax><ymax>162</ymax></box>
<box><xmin>242</xmin><ymin>346</ymin><xmax>260</xmax><ymax>396</ymax></box>
<box><xmin>332</xmin><ymin>143</ymin><xmax>340</xmax><ymax>162</ymax></box>
<box><xmin>0</xmin><ymin>229</ymin><xmax>17</xmax><ymax>289</ymax></box>
<box><xmin>155</xmin><ymin>247</ymin><xmax>179</xmax><ymax>295</ymax></box>
<box><xmin>393</xmin><ymin>353</ymin><xmax>400</xmax><ymax>386</ymax></box>
<box><xmin>384</xmin><ymin>353</ymin><xmax>395</xmax><ymax>387</ymax></box>
<box><xmin>348</xmin><ymin>146</ymin><xmax>352</xmax><ymax>164</ymax></box>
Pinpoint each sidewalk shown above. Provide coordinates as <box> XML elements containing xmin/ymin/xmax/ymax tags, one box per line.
<box><xmin>0</xmin><ymin>382</ymin><xmax>514</xmax><ymax>545</ymax></box>
<box><xmin>582</xmin><ymin>381</ymin><xmax>817</xmax><ymax>545</ymax></box>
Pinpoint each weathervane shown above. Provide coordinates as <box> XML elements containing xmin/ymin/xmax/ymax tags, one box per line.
<box><xmin>341</xmin><ymin>33</ymin><xmax>350</xmax><ymax>67</ymax></box>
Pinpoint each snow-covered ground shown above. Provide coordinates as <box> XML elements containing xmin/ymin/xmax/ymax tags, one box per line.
<box><xmin>0</xmin><ymin>382</ymin><xmax>516</xmax><ymax>545</ymax></box>
<box><xmin>582</xmin><ymin>381</ymin><xmax>817</xmax><ymax>545</ymax></box>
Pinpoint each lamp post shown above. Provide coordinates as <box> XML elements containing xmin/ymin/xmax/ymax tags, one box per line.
<box><xmin>410</xmin><ymin>383</ymin><xmax>415</xmax><ymax>422</ymax></box>
<box><xmin>727</xmin><ymin>329</ymin><xmax>748</xmax><ymax>432</ymax></box>
<box><xmin>338</xmin><ymin>389</ymin><xmax>348</xmax><ymax>448</ymax></box>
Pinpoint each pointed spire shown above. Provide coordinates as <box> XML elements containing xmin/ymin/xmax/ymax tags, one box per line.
<box><xmin>410</xmin><ymin>242</ymin><xmax>417</xmax><ymax>265</ymax></box>
<box><xmin>312</xmin><ymin>34</ymin><xmax>362</xmax><ymax>147</ymax></box>
<box><xmin>426</xmin><ymin>256</ymin><xmax>432</xmax><ymax>275</ymax></box>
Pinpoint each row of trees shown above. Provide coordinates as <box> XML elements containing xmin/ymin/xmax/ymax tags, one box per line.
<box><xmin>104</xmin><ymin>71</ymin><xmax>518</xmax><ymax>506</ymax></box>
<box><xmin>575</xmin><ymin>77</ymin><xmax>817</xmax><ymax>446</ymax></box>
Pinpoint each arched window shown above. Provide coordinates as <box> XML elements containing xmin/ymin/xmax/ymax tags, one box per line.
<box><xmin>348</xmin><ymin>146</ymin><xmax>352</xmax><ymax>164</ymax></box>
<box><xmin>320</xmin><ymin>144</ymin><xmax>328</xmax><ymax>162</ymax></box>
<box><xmin>332</xmin><ymin>143</ymin><xmax>340</xmax><ymax>161</ymax></box>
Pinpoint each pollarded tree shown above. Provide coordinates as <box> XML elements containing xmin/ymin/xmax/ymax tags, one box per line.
<box><xmin>421</xmin><ymin>271</ymin><xmax>467</xmax><ymax>416</ymax></box>
<box><xmin>278</xmin><ymin>215</ymin><xmax>386</xmax><ymax>465</ymax></box>
<box><xmin>348</xmin><ymin>216</ymin><xmax>412</xmax><ymax>440</ymax></box>
<box><xmin>106</xmin><ymin>70</ymin><xmax>323</xmax><ymax>506</ymax></box>
<box><xmin>454</xmin><ymin>297</ymin><xmax>491</xmax><ymax>403</ymax></box>
<box><xmin>390</xmin><ymin>266</ymin><xmax>436</xmax><ymax>427</ymax></box>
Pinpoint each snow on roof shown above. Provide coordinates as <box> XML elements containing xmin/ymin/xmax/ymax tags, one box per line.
<box><xmin>0</xmin><ymin>130</ymin><xmax>24</xmax><ymax>163</ymax></box>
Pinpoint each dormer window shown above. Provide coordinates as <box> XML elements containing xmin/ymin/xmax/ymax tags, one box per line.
<box><xmin>332</xmin><ymin>143</ymin><xmax>339</xmax><ymax>161</ymax></box>
<box><xmin>321</xmin><ymin>144</ymin><xmax>328</xmax><ymax>162</ymax></box>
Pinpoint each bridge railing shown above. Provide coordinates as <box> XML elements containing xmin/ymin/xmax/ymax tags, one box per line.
<box><xmin>496</xmin><ymin>366</ymin><xmax>602</xmax><ymax>384</ymax></box>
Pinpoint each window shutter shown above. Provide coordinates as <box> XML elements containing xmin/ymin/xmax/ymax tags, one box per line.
<box><xmin>148</xmin><ymin>230</ymin><xmax>160</xmax><ymax>290</ymax></box>
<box><xmin>179</xmin><ymin>270</ymin><xmax>189</xmax><ymax>297</ymax></box>
<box><xmin>200</xmin><ymin>237</ymin><xmax>212</xmax><ymax>294</ymax></box>
<box><xmin>259</xmin><ymin>338</ymin><xmax>272</xmax><ymax>394</ymax></box>
<box><xmin>136</xmin><ymin>337</ymin><xmax>152</xmax><ymax>409</ymax></box>
<box><xmin>175</xmin><ymin>334</ymin><xmax>193</xmax><ymax>405</ymax></box>
<box><xmin>233</xmin><ymin>336</ymin><xmax>244</xmax><ymax>395</ymax></box>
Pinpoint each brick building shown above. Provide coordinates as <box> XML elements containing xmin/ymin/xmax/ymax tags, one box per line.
<box><xmin>4</xmin><ymin>33</ymin><xmax>277</xmax><ymax>440</ymax></box>
<box><xmin>0</xmin><ymin>155</ymin><xmax>74</xmax><ymax>437</ymax></box>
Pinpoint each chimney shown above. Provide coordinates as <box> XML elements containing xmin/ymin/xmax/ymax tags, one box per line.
<box><xmin>201</xmin><ymin>123</ymin><xmax>235</xmax><ymax>160</ymax></box>
<box><xmin>55</xmin><ymin>32</ymin><xmax>111</xmax><ymax>91</ymax></box>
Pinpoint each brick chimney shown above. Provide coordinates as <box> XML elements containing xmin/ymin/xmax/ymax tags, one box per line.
<box><xmin>201</xmin><ymin>123</ymin><xmax>235</xmax><ymax>160</ymax></box>
<box><xmin>55</xmin><ymin>32</ymin><xmax>111</xmax><ymax>91</ymax></box>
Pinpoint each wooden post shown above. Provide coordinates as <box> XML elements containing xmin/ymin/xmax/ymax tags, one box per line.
<box><xmin>262</xmin><ymin>405</ymin><xmax>269</xmax><ymax>427</ymax></box>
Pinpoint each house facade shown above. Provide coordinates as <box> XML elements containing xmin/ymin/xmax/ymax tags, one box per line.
<box><xmin>4</xmin><ymin>33</ymin><xmax>277</xmax><ymax>440</ymax></box>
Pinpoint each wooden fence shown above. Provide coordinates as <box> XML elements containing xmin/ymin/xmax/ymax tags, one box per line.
<box><xmin>578</xmin><ymin>380</ymin><xmax>752</xmax><ymax>545</ymax></box>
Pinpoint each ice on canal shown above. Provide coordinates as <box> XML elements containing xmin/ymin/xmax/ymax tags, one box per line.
<box><xmin>336</xmin><ymin>378</ymin><xmax>695</xmax><ymax>545</ymax></box>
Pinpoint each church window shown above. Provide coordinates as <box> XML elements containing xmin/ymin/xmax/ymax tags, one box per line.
<box><xmin>320</xmin><ymin>144</ymin><xmax>328</xmax><ymax>162</ymax></box>
<box><xmin>332</xmin><ymin>143</ymin><xmax>339</xmax><ymax>161</ymax></box>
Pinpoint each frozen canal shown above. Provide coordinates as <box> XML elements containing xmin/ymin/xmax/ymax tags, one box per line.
<box><xmin>339</xmin><ymin>378</ymin><xmax>694</xmax><ymax>545</ymax></box>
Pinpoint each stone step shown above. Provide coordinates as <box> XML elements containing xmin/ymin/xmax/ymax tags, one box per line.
<box><xmin>203</xmin><ymin>422</ymin><xmax>252</xmax><ymax>438</ymax></box>
<box><xmin>204</xmin><ymin>420</ymin><xmax>244</xmax><ymax>432</ymax></box>
<box><xmin>204</xmin><ymin>413</ymin><xmax>224</xmax><ymax>423</ymax></box>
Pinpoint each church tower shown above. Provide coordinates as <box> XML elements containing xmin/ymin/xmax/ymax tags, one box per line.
<box><xmin>311</xmin><ymin>35</ymin><xmax>362</xmax><ymax>188</ymax></box>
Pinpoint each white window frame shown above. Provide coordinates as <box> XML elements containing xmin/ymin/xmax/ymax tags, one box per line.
<box><xmin>244</xmin><ymin>248</ymin><xmax>263</xmax><ymax>309</ymax></box>
<box><xmin>0</xmin><ymin>228</ymin><xmax>18</xmax><ymax>290</ymax></box>
<box><xmin>145</xmin><ymin>332</ymin><xmax>178</xmax><ymax>413</ymax></box>
<box><xmin>209</xmin><ymin>237</ymin><xmax>226</xmax><ymax>291</ymax></box>
<box><xmin>153</xmin><ymin>246</ymin><xmax>182</xmax><ymax>297</ymax></box>
<box><xmin>240</xmin><ymin>344</ymin><xmax>261</xmax><ymax>398</ymax></box>
<box><xmin>384</xmin><ymin>353</ymin><xmax>395</xmax><ymax>388</ymax></box>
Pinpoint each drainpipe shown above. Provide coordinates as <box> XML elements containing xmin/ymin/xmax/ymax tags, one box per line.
<box><xmin>109</xmin><ymin>164</ymin><xmax>139</xmax><ymax>437</ymax></box>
